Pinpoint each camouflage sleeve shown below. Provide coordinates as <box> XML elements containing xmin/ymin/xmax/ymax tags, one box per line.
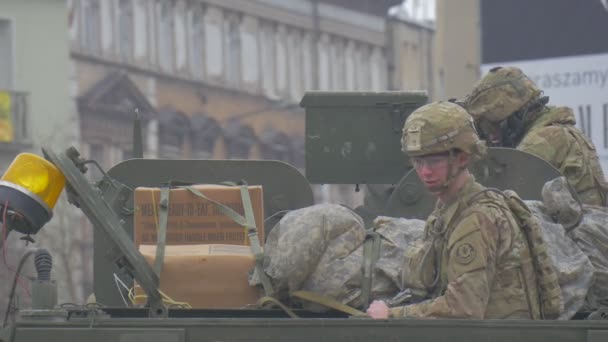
<box><xmin>518</xmin><ymin>126</ymin><xmax>595</xmax><ymax>194</ymax></box>
<box><xmin>389</xmin><ymin>209</ymin><xmax>499</xmax><ymax>319</ymax></box>
<box><xmin>517</xmin><ymin>126</ymin><xmax>572</xmax><ymax>170</ymax></box>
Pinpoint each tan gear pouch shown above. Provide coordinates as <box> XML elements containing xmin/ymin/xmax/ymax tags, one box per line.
<box><xmin>502</xmin><ymin>190</ymin><xmax>564</xmax><ymax>319</ymax></box>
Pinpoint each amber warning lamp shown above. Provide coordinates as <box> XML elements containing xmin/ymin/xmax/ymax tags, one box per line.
<box><xmin>0</xmin><ymin>153</ymin><xmax>65</xmax><ymax>235</ymax></box>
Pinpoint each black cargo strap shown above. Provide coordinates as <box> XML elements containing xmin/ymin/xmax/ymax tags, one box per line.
<box><xmin>256</xmin><ymin>296</ymin><xmax>299</xmax><ymax>318</ymax></box>
<box><xmin>153</xmin><ymin>186</ymin><xmax>170</xmax><ymax>277</ymax></box>
<box><xmin>360</xmin><ymin>230</ymin><xmax>381</xmax><ymax>308</ymax></box>
<box><xmin>291</xmin><ymin>291</ymin><xmax>367</xmax><ymax>317</ymax></box>
<box><xmin>182</xmin><ymin>185</ymin><xmax>275</xmax><ymax>296</ymax></box>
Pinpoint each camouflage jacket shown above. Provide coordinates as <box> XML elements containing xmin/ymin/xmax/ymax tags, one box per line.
<box><xmin>517</xmin><ymin>106</ymin><xmax>607</xmax><ymax>206</ymax></box>
<box><xmin>389</xmin><ymin>176</ymin><xmax>541</xmax><ymax>319</ymax></box>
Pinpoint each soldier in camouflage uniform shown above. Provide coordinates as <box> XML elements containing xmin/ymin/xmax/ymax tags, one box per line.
<box><xmin>465</xmin><ymin>66</ymin><xmax>608</xmax><ymax>206</ymax></box>
<box><xmin>367</xmin><ymin>101</ymin><xmax>545</xmax><ymax>319</ymax></box>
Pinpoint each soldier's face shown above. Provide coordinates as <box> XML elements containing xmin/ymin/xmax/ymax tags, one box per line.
<box><xmin>412</xmin><ymin>151</ymin><xmax>469</xmax><ymax>197</ymax></box>
<box><xmin>477</xmin><ymin>119</ymin><xmax>502</xmax><ymax>147</ymax></box>
<box><xmin>412</xmin><ymin>152</ymin><xmax>451</xmax><ymax>195</ymax></box>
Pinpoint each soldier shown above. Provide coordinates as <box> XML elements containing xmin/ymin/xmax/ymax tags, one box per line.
<box><xmin>367</xmin><ymin>101</ymin><xmax>552</xmax><ymax>319</ymax></box>
<box><xmin>464</xmin><ymin>66</ymin><xmax>608</xmax><ymax>206</ymax></box>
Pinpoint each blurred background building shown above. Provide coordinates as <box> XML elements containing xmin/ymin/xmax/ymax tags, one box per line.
<box><xmin>0</xmin><ymin>0</ymin><xmax>74</xmax><ymax>315</ymax></box>
<box><xmin>66</xmin><ymin>0</ymin><xmax>436</xmax><ymax>207</ymax></box>
<box><xmin>39</xmin><ymin>0</ymin><xmax>436</xmax><ymax>302</ymax></box>
<box><xmin>0</xmin><ymin>0</ymin><xmax>72</xmax><ymax>168</ymax></box>
<box><xmin>2</xmin><ymin>0</ymin><xmax>606</xmax><ymax>312</ymax></box>
<box><xmin>434</xmin><ymin>0</ymin><xmax>480</xmax><ymax>100</ymax></box>
<box><xmin>0</xmin><ymin>0</ymin><xmax>444</xmax><ymax>306</ymax></box>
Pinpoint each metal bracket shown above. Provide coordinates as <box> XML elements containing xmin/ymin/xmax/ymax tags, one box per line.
<box><xmin>43</xmin><ymin>147</ymin><xmax>167</xmax><ymax>318</ymax></box>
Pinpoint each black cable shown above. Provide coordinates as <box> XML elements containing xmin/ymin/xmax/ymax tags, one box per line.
<box><xmin>2</xmin><ymin>248</ymin><xmax>38</xmax><ymax>328</ymax></box>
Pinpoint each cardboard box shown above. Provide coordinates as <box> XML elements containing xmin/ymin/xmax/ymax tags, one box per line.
<box><xmin>134</xmin><ymin>185</ymin><xmax>264</xmax><ymax>246</ymax></box>
<box><xmin>136</xmin><ymin>244</ymin><xmax>260</xmax><ymax>308</ymax></box>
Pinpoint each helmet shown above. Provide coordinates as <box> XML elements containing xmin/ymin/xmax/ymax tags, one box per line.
<box><xmin>401</xmin><ymin>101</ymin><xmax>486</xmax><ymax>158</ymax></box>
<box><xmin>465</xmin><ymin>66</ymin><xmax>541</xmax><ymax>122</ymax></box>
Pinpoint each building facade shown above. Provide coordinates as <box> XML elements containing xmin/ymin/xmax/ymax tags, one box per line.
<box><xmin>68</xmin><ymin>0</ymin><xmax>403</xmax><ymax>174</ymax></box>
<box><xmin>0</xmin><ymin>0</ymin><xmax>439</xmax><ymax>307</ymax></box>
<box><xmin>0</xmin><ymin>0</ymin><xmax>72</xmax><ymax>168</ymax></box>
<box><xmin>68</xmin><ymin>0</ymin><xmax>440</xmax><ymax>208</ymax></box>
<box><xmin>434</xmin><ymin>0</ymin><xmax>480</xmax><ymax>100</ymax></box>
<box><xmin>388</xmin><ymin>15</ymin><xmax>435</xmax><ymax>96</ymax></box>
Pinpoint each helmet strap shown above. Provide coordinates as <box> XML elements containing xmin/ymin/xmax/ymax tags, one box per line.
<box><xmin>438</xmin><ymin>149</ymin><xmax>464</xmax><ymax>191</ymax></box>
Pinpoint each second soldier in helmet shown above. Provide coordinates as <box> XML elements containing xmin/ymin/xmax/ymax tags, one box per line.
<box><xmin>465</xmin><ymin>66</ymin><xmax>608</xmax><ymax>206</ymax></box>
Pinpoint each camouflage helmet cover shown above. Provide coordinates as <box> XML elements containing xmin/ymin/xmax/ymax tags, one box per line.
<box><xmin>465</xmin><ymin>66</ymin><xmax>542</xmax><ymax>122</ymax></box>
<box><xmin>401</xmin><ymin>101</ymin><xmax>486</xmax><ymax>158</ymax></box>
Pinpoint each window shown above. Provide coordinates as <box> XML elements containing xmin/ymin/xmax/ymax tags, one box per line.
<box><xmin>370</xmin><ymin>47</ymin><xmax>386</xmax><ymax>91</ymax></box>
<box><xmin>118</xmin><ymin>0</ymin><xmax>134</xmax><ymax>62</ymax></box>
<box><xmin>133</xmin><ymin>0</ymin><xmax>147</xmax><ymax>60</ymax></box>
<box><xmin>82</xmin><ymin>0</ymin><xmax>101</xmax><ymax>54</ymax></box>
<box><xmin>260</xmin><ymin>22</ymin><xmax>276</xmax><ymax>97</ymax></box>
<box><xmin>158</xmin><ymin>1</ymin><xmax>175</xmax><ymax>72</ymax></box>
<box><xmin>224</xmin><ymin>14</ymin><xmax>241</xmax><ymax>87</ymax></box>
<box><xmin>159</xmin><ymin>110</ymin><xmax>190</xmax><ymax>159</ymax></box>
<box><xmin>344</xmin><ymin>40</ymin><xmax>356</xmax><ymax>91</ymax></box>
<box><xmin>288</xmin><ymin>29</ymin><xmax>302</xmax><ymax>100</ymax></box>
<box><xmin>317</xmin><ymin>34</ymin><xmax>330</xmax><ymax>90</ymax></box>
<box><xmin>301</xmin><ymin>32</ymin><xmax>314</xmax><ymax>92</ymax></box>
<box><xmin>330</xmin><ymin>36</ymin><xmax>345</xmax><ymax>90</ymax></box>
<box><xmin>0</xmin><ymin>19</ymin><xmax>13</xmax><ymax>89</ymax></box>
<box><xmin>191</xmin><ymin>114</ymin><xmax>220</xmax><ymax>159</ymax></box>
<box><xmin>204</xmin><ymin>7</ymin><xmax>223</xmax><ymax>78</ymax></box>
<box><xmin>260</xmin><ymin>128</ymin><xmax>292</xmax><ymax>163</ymax></box>
<box><xmin>189</xmin><ymin>4</ymin><xmax>205</xmax><ymax>79</ymax></box>
<box><xmin>275</xmin><ymin>25</ymin><xmax>288</xmax><ymax>95</ymax></box>
<box><xmin>240</xmin><ymin>17</ymin><xmax>259</xmax><ymax>87</ymax></box>
<box><xmin>224</xmin><ymin>120</ymin><xmax>255</xmax><ymax>159</ymax></box>
<box><xmin>356</xmin><ymin>44</ymin><xmax>371</xmax><ymax>90</ymax></box>
<box><xmin>578</xmin><ymin>105</ymin><xmax>592</xmax><ymax>139</ymax></box>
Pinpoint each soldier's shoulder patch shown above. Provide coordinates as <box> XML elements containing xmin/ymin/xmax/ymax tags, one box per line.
<box><xmin>454</xmin><ymin>242</ymin><xmax>476</xmax><ymax>265</ymax></box>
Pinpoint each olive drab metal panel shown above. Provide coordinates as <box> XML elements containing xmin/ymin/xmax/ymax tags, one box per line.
<box><xmin>385</xmin><ymin>148</ymin><xmax>563</xmax><ymax>219</ymax></box>
<box><xmin>93</xmin><ymin>159</ymin><xmax>314</xmax><ymax>307</ymax></box>
<box><xmin>301</xmin><ymin>91</ymin><xmax>428</xmax><ymax>184</ymax></box>
<box><xmin>9</xmin><ymin>316</ymin><xmax>608</xmax><ymax>342</ymax></box>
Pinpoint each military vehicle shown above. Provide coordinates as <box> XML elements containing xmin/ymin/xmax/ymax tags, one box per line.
<box><xmin>0</xmin><ymin>92</ymin><xmax>606</xmax><ymax>342</ymax></box>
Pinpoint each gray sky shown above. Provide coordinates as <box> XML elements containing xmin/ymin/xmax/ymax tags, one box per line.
<box><xmin>391</xmin><ymin>0</ymin><xmax>436</xmax><ymax>21</ymax></box>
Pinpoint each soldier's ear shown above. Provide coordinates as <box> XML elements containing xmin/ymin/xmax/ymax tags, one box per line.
<box><xmin>455</xmin><ymin>151</ymin><xmax>471</xmax><ymax>169</ymax></box>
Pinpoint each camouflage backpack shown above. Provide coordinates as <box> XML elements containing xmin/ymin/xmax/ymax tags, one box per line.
<box><xmin>473</xmin><ymin>189</ymin><xmax>564</xmax><ymax>319</ymax></box>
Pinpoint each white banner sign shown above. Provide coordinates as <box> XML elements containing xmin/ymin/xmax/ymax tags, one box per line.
<box><xmin>482</xmin><ymin>53</ymin><xmax>608</xmax><ymax>173</ymax></box>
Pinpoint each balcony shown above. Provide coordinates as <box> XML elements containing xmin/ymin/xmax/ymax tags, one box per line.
<box><xmin>0</xmin><ymin>90</ymin><xmax>29</xmax><ymax>148</ymax></box>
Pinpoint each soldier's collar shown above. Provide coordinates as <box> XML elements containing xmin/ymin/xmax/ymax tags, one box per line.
<box><xmin>437</xmin><ymin>174</ymin><xmax>476</xmax><ymax>208</ymax></box>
